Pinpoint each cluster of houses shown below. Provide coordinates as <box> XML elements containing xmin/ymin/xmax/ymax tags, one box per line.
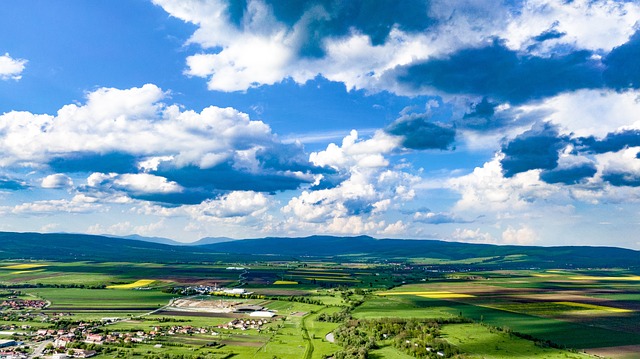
<box><xmin>0</xmin><ymin>300</ymin><xmax>47</xmax><ymax>311</ymax></box>
<box><xmin>1</xmin><ymin>310</ymin><xmax>71</xmax><ymax>325</ymax></box>
<box><xmin>217</xmin><ymin>318</ymin><xmax>270</xmax><ymax>331</ymax></box>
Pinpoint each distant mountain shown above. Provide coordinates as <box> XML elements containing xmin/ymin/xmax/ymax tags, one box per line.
<box><xmin>0</xmin><ymin>232</ymin><xmax>638</xmax><ymax>269</ymax></box>
<box><xmin>114</xmin><ymin>234</ymin><xmax>183</xmax><ymax>246</ymax></box>
<box><xmin>202</xmin><ymin>235</ymin><xmax>640</xmax><ymax>268</ymax></box>
<box><xmin>186</xmin><ymin>237</ymin><xmax>236</xmax><ymax>246</ymax></box>
<box><xmin>108</xmin><ymin>234</ymin><xmax>236</xmax><ymax>246</ymax></box>
<box><xmin>0</xmin><ymin>232</ymin><xmax>271</xmax><ymax>263</ymax></box>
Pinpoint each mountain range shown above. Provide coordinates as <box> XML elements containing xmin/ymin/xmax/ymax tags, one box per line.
<box><xmin>0</xmin><ymin>231</ymin><xmax>638</xmax><ymax>269</ymax></box>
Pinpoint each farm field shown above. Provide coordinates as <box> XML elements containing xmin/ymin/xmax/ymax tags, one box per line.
<box><xmin>375</xmin><ymin>269</ymin><xmax>640</xmax><ymax>356</ymax></box>
<box><xmin>0</xmin><ymin>260</ymin><xmax>639</xmax><ymax>358</ymax></box>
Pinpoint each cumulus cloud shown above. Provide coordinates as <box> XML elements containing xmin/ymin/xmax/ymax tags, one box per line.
<box><xmin>595</xmin><ymin>148</ymin><xmax>640</xmax><ymax>187</ymax></box>
<box><xmin>2</xmin><ymin>194</ymin><xmax>102</xmax><ymax>215</ymax></box>
<box><xmin>0</xmin><ymin>84</ymin><xmax>324</xmax><ymax>205</ymax></box>
<box><xmin>41</xmin><ymin>174</ymin><xmax>73</xmax><ymax>189</ymax></box>
<box><xmin>0</xmin><ymin>53</ymin><xmax>27</xmax><ymax>80</ymax></box>
<box><xmin>451</xmin><ymin>228</ymin><xmax>494</xmax><ymax>243</ymax></box>
<box><xmin>193</xmin><ymin>191</ymin><xmax>269</xmax><ymax>218</ymax></box>
<box><xmin>282</xmin><ymin>129</ymin><xmax>418</xmax><ymax>235</ymax></box>
<box><xmin>413</xmin><ymin>211</ymin><xmax>472</xmax><ymax>225</ymax></box>
<box><xmin>449</xmin><ymin>154</ymin><xmax>560</xmax><ymax>212</ymax></box>
<box><xmin>153</xmin><ymin>0</ymin><xmax>640</xmax><ymax>99</ymax></box>
<box><xmin>504</xmin><ymin>0</ymin><xmax>640</xmax><ymax>54</ymax></box>
<box><xmin>501</xmin><ymin>225</ymin><xmax>537</xmax><ymax>245</ymax></box>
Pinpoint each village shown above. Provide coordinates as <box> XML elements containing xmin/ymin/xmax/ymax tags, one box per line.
<box><xmin>0</xmin><ymin>316</ymin><xmax>274</xmax><ymax>359</ymax></box>
<box><xmin>0</xmin><ymin>292</ymin><xmax>278</xmax><ymax>359</ymax></box>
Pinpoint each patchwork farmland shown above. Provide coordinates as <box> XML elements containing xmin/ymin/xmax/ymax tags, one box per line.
<box><xmin>0</xmin><ymin>259</ymin><xmax>639</xmax><ymax>358</ymax></box>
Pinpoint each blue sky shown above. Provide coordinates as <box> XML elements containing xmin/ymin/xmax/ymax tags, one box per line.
<box><xmin>1</xmin><ymin>0</ymin><xmax>640</xmax><ymax>248</ymax></box>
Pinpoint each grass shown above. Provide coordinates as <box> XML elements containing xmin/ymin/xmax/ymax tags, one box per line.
<box><xmin>441</xmin><ymin>323</ymin><xmax>593</xmax><ymax>358</ymax></box>
<box><xmin>369</xmin><ymin>344</ymin><xmax>416</xmax><ymax>358</ymax></box>
<box><xmin>304</xmin><ymin>277</ymin><xmax>360</xmax><ymax>282</ymax></box>
<box><xmin>306</xmin><ymin>307</ymin><xmax>342</xmax><ymax>359</ymax></box>
<box><xmin>570</xmin><ymin>276</ymin><xmax>640</xmax><ymax>281</ymax></box>
<box><xmin>356</xmin><ymin>288</ymin><xmax>640</xmax><ymax>350</ymax></box>
<box><xmin>353</xmin><ymin>295</ymin><xmax>457</xmax><ymax>319</ymax></box>
<box><xmin>22</xmin><ymin>287</ymin><xmax>175</xmax><ymax>309</ymax></box>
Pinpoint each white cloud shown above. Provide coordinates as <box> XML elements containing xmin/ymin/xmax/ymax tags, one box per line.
<box><xmin>0</xmin><ymin>53</ymin><xmax>27</xmax><ymax>80</ymax></box>
<box><xmin>41</xmin><ymin>174</ymin><xmax>73</xmax><ymax>189</ymax></box>
<box><xmin>283</xmin><ymin>130</ymin><xmax>419</xmax><ymax>235</ymax></box>
<box><xmin>113</xmin><ymin>173</ymin><xmax>183</xmax><ymax>194</ymax></box>
<box><xmin>4</xmin><ymin>194</ymin><xmax>103</xmax><ymax>215</ymax></box>
<box><xmin>152</xmin><ymin>0</ymin><xmax>504</xmax><ymax>92</ymax></box>
<box><xmin>530</xmin><ymin>89</ymin><xmax>640</xmax><ymax>138</ymax></box>
<box><xmin>448</xmin><ymin>154</ymin><xmax>560</xmax><ymax>212</ymax></box>
<box><xmin>154</xmin><ymin>0</ymin><xmax>640</xmax><ymax>94</ymax></box>
<box><xmin>504</xmin><ymin>0</ymin><xmax>640</xmax><ymax>54</ymax></box>
<box><xmin>0</xmin><ymin>84</ymin><xmax>282</xmax><ymax>172</ymax></box>
<box><xmin>191</xmin><ymin>191</ymin><xmax>269</xmax><ymax>219</ymax></box>
<box><xmin>451</xmin><ymin>228</ymin><xmax>495</xmax><ymax>244</ymax></box>
<box><xmin>594</xmin><ymin>147</ymin><xmax>640</xmax><ymax>181</ymax></box>
<box><xmin>501</xmin><ymin>225</ymin><xmax>537</xmax><ymax>245</ymax></box>
<box><xmin>309</xmin><ymin>130</ymin><xmax>400</xmax><ymax>170</ymax></box>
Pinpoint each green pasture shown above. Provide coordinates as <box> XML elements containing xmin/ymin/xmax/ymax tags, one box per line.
<box><xmin>588</xmin><ymin>293</ymin><xmax>640</xmax><ymax>301</ymax></box>
<box><xmin>353</xmin><ymin>295</ymin><xmax>457</xmax><ymax>319</ymax></box>
<box><xmin>22</xmin><ymin>287</ymin><xmax>175</xmax><ymax>309</ymax></box>
<box><xmin>359</xmin><ymin>294</ymin><xmax>640</xmax><ymax>349</ymax></box>
<box><xmin>441</xmin><ymin>323</ymin><xmax>594</xmax><ymax>358</ymax></box>
<box><xmin>368</xmin><ymin>345</ymin><xmax>416</xmax><ymax>359</ymax></box>
<box><xmin>306</xmin><ymin>307</ymin><xmax>342</xmax><ymax>358</ymax></box>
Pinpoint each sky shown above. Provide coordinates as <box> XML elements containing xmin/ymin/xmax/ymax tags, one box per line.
<box><xmin>1</xmin><ymin>0</ymin><xmax>640</xmax><ymax>248</ymax></box>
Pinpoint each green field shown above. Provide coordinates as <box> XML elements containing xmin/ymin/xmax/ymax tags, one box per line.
<box><xmin>1</xmin><ymin>260</ymin><xmax>639</xmax><ymax>358</ymax></box>
<box><xmin>441</xmin><ymin>323</ymin><xmax>593</xmax><ymax>358</ymax></box>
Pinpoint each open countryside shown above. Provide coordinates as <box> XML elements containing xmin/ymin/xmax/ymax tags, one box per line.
<box><xmin>0</xmin><ymin>234</ymin><xmax>639</xmax><ymax>358</ymax></box>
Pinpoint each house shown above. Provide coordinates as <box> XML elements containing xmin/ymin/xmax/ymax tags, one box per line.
<box><xmin>72</xmin><ymin>349</ymin><xmax>97</xmax><ymax>358</ymax></box>
<box><xmin>84</xmin><ymin>334</ymin><xmax>104</xmax><ymax>345</ymax></box>
<box><xmin>54</xmin><ymin>337</ymin><xmax>73</xmax><ymax>348</ymax></box>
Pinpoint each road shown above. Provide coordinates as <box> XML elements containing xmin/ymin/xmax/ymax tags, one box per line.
<box><xmin>29</xmin><ymin>339</ymin><xmax>52</xmax><ymax>358</ymax></box>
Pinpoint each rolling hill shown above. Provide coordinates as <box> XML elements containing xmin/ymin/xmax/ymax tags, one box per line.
<box><xmin>0</xmin><ymin>231</ymin><xmax>638</xmax><ymax>268</ymax></box>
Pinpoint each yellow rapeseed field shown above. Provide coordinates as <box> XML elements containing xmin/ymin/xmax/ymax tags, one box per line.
<box><xmin>379</xmin><ymin>291</ymin><xmax>475</xmax><ymax>299</ymax></box>
<box><xmin>273</xmin><ymin>280</ymin><xmax>299</xmax><ymax>285</ymax></box>
<box><xmin>10</xmin><ymin>269</ymin><xmax>46</xmax><ymax>274</ymax></box>
<box><xmin>554</xmin><ymin>301</ymin><xmax>632</xmax><ymax>313</ymax></box>
<box><xmin>107</xmin><ymin>279</ymin><xmax>155</xmax><ymax>289</ymax></box>
<box><xmin>2</xmin><ymin>263</ymin><xmax>47</xmax><ymax>270</ymax></box>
